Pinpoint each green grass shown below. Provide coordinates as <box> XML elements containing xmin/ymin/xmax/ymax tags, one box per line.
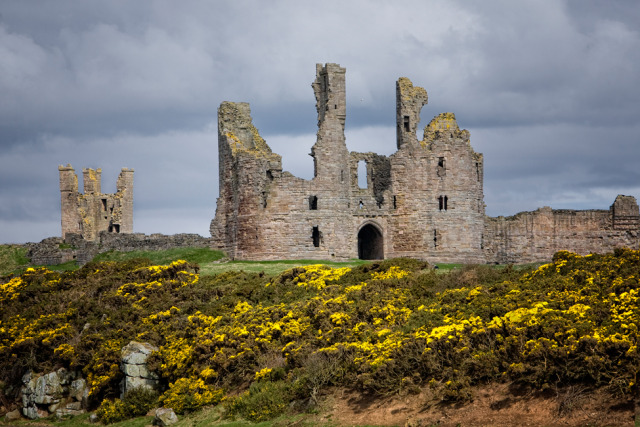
<box><xmin>50</xmin><ymin>413</ymin><xmax>153</xmax><ymax>427</ymax></box>
<box><xmin>93</xmin><ymin>247</ymin><xmax>225</xmax><ymax>266</ymax></box>
<box><xmin>0</xmin><ymin>244</ymin><xmax>30</xmax><ymax>275</ymax></box>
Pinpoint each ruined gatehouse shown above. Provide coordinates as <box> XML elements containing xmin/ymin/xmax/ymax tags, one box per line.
<box><xmin>210</xmin><ymin>63</ymin><xmax>640</xmax><ymax>263</ymax></box>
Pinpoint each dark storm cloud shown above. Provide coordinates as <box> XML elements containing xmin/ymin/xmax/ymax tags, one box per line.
<box><xmin>1</xmin><ymin>0</ymin><xmax>639</xmax><ymax>243</ymax></box>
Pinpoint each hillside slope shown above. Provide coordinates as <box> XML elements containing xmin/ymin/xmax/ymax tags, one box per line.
<box><xmin>1</xmin><ymin>251</ymin><xmax>638</xmax><ymax>425</ymax></box>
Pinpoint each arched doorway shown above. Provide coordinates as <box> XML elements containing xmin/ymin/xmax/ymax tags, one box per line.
<box><xmin>358</xmin><ymin>223</ymin><xmax>384</xmax><ymax>260</ymax></box>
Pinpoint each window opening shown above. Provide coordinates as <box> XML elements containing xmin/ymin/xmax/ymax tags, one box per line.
<box><xmin>475</xmin><ymin>162</ymin><xmax>480</xmax><ymax>181</ymax></box>
<box><xmin>439</xmin><ymin>195</ymin><xmax>448</xmax><ymax>211</ymax></box>
<box><xmin>101</xmin><ymin>199</ymin><xmax>107</xmax><ymax>211</ymax></box>
<box><xmin>403</xmin><ymin>116</ymin><xmax>410</xmax><ymax>132</ymax></box>
<box><xmin>393</xmin><ymin>195</ymin><xmax>397</xmax><ymax>209</ymax></box>
<box><xmin>267</xmin><ymin>170</ymin><xmax>274</xmax><ymax>180</ymax></box>
<box><xmin>340</xmin><ymin>170</ymin><xmax>344</xmax><ymax>183</ymax></box>
<box><xmin>357</xmin><ymin>160</ymin><xmax>367</xmax><ymax>188</ymax></box>
<box><xmin>312</xmin><ymin>226</ymin><xmax>320</xmax><ymax>247</ymax></box>
<box><xmin>437</xmin><ymin>157</ymin><xmax>446</xmax><ymax>177</ymax></box>
<box><xmin>359</xmin><ymin>200</ymin><xmax>364</xmax><ymax>209</ymax></box>
<box><xmin>262</xmin><ymin>192</ymin><xmax>267</xmax><ymax>208</ymax></box>
<box><xmin>434</xmin><ymin>229</ymin><xmax>438</xmax><ymax>248</ymax></box>
<box><xmin>309</xmin><ymin>195</ymin><xmax>318</xmax><ymax>210</ymax></box>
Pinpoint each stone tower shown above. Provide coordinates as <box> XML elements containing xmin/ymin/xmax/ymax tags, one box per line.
<box><xmin>59</xmin><ymin>165</ymin><xmax>133</xmax><ymax>241</ymax></box>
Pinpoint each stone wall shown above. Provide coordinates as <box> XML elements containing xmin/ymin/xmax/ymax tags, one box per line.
<box><xmin>209</xmin><ymin>62</ymin><xmax>639</xmax><ymax>264</ymax></box>
<box><xmin>484</xmin><ymin>196</ymin><xmax>640</xmax><ymax>264</ymax></box>
<box><xmin>27</xmin><ymin>232</ymin><xmax>211</xmax><ymax>266</ymax></box>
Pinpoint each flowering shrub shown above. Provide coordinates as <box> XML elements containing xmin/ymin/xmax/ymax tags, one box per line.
<box><xmin>158</xmin><ymin>377</ymin><xmax>224</xmax><ymax>414</ymax></box>
<box><xmin>1</xmin><ymin>250</ymin><xmax>639</xmax><ymax>420</ymax></box>
<box><xmin>96</xmin><ymin>387</ymin><xmax>158</xmax><ymax>424</ymax></box>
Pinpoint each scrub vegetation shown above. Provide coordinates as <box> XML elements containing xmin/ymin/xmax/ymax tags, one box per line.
<box><xmin>1</xmin><ymin>249</ymin><xmax>638</xmax><ymax>425</ymax></box>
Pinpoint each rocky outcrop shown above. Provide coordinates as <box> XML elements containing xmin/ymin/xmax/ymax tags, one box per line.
<box><xmin>20</xmin><ymin>369</ymin><xmax>87</xmax><ymax>419</ymax></box>
<box><xmin>154</xmin><ymin>407</ymin><xmax>178</xmax><ymax>426</ymax></box>
<box><xmin>121</xmin><ymin>341</ymin><xmax>159</xmax><ymax>396</ymax></box>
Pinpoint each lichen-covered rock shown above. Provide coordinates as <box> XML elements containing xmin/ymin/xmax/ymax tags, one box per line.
<box><xmin>154</xmin><ymin>407</ymin><xmax>178</xmax><ymax>426</ymax></box>
<box><xmin>69</xmin><ymin>378</ymin><xmax>88</xmax><ymax>403</ymax></box>
<box><xmin>34</xmin><ymin>371</ymin><xmax>63</xmax><ymax>404</ymax></box>
<box><xmin>121</xmin><ymin>341</ymin><xmax>159</xmax><ymax>396</ymax></box>
<box><xmin>20</xmin><ymin>370</ymin><xmax>87</xmax><ymax>419</ymax></box>
<box><xmin>4</xmin><ymin>409</ymin><xmax>22</xmax><ymax>422</ymax></box>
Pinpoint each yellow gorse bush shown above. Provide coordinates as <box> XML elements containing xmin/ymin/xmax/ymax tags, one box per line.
<box><xmin>1</xmin><ymin>252</ymin><xmax>639</xmax><ymax>419</ymax></box>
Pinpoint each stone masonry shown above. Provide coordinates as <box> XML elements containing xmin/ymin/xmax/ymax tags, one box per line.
<box><xmin>59</xmin><ymin>165</ymin><xmax>133</xmax><ymax>242</ymax></box>
<box><xmin>210</xmin><ymin>63</ymin><xmax>640</xmax><ymax>264</ymax></box>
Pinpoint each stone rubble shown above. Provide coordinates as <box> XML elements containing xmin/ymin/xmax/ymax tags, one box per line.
<box><xmin>20</xmin><ymin>368</ymin><xmax>88</xmax><ymax>420</ymax></box>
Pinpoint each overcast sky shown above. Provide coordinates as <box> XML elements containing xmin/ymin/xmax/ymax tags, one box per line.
<box><xmin>1</xmin><ymin>0</ymin><xmax>639</xmax><ymax>243</ymax></box>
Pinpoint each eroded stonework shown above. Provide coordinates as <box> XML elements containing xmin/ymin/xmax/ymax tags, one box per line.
<box><xmin>59</xmin><ymin>165</ymin><xmax>133</xmax><ymax>242</ymax></box>
<box><xmin>210</xmin><ymin>63</ymin><xmax>640</xmax><ymax>263</ymax></box>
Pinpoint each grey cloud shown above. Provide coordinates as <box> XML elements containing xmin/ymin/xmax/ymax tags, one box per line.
<box><xmin>0</xmin><ymin>0</ymin><xmax>638</xmax><ymax>243</ymax></box>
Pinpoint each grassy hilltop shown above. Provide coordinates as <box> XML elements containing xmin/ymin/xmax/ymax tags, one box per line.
<box><xmin>0</xmin><ymin>247</ymin><xmax>638</xmax><ymax>426</ymax></box>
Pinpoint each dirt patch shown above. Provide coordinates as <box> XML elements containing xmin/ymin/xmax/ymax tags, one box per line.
<box><xmin>320</xmin><ymin>383</ymin><xmax>635</xmax><ymax>426</ymax></box>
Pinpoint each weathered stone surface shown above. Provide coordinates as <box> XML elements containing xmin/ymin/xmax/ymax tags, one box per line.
<box><xmin>69</xmin><ymin>378</ymin><xmax>88</xmax><ymax>403</ymax></box>
<box><xmin>55</xmin><ymin>408</ymin><xmax>86</xmax><ymax>419</ymax></box>
<box><xmin>27</xmin><ymin>232</ymin><xmax>210</xmax><ymax>266</ymax></box>
<box><xmin>210</xmin><ymin>64</ymin><xmax>486</xmax><ymax>264</ymax></box>
<box><xmin>59</xmin><ymin>166</ymin><xmax>133</xmax><ymax>242</ymax></box>
<box><xmin>34</xmin><ymin>371</ymin><xmax>63</xmax><ymax>404</ymax></box>
<box><xmin>154</xmin><ymin>407</ymin><xmax>178</xmax><ymax>426</ymax></box>
<box><xmin>5</xmin><ymin>409</ymin><xmax>22</xmax><ymax>422</ymax></box>
<box><xmin>121</xmin><ymin>341</ymin><xmax>159</xmax><ymax>397</ymax></box>
<box><xmin>210</xmin><ymin>63</ymin><xmax>639</xmax><ymax>264</ymax></box>
<box><xmin>22</xmin><ymin>404</ymin><xmax>48</xmax><ymax>420</ymax></box>
<box><xmin>20</xmin><ymin>370</ymin><xmax>88</xmax><ymax>419</ymax></box>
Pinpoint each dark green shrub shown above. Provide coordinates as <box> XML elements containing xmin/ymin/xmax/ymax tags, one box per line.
<box><xmin>96</xmin><ymin>387</ymin><xmax>158</xmax><ymax>424</ymax></box>
<box><xmin>225</xmin><ymin>380</ymin><xmax>292</xmax><ymax>422</ymax></box>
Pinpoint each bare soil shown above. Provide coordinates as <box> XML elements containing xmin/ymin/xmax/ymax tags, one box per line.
<box><xmin>317</xmin><ymin>383</ymin><xmax>636</xmax><ymax>427</ymax></box>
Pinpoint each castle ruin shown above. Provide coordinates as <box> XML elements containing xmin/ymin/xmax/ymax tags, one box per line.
<box><xmin>210</xmin><ymin>63</ymin><xmax>640</xmax><ymax>263</ymax></box>
<box><xmin>59</xmin><ymin>165</ymin><xmax>133</xmax><ymax>241</ymax></box>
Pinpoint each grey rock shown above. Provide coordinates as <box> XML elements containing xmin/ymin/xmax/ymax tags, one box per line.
<box><xmin>65</xmin><ymin>401</ymin><xmax>83</xmax><ymax>410</ymax></box>
<box><xmin>121</xmin><ymin>341</ymin><xmax>157</xmax><ymax>364</ymax></box>
<box><xmin>69</xmin><ymin>378</ymin><xmax>87</xmax><ymax>402</ymax></box>
<box><xmin>34</xmin><ymin>371</ymin><xmax>63</xmax><ymax>404</ymax></box>
<box><xmin>121</xmin><ymin>341</ymin><xmax>159</xmax><ymax>397</ymax></box>
<box><xmin>154</xmin><ymin>408</ymin><xmax>178</xmax><ymax>426</ymax></box>
<box><xmin>55</xmin><ymin>408</ymin><xmax>85</xmax><ymax>419</ymax></box>
<box><xmin>4</xmin><ymin>409</ymin><xmax>22</xmax><ymax>421</ymax></box>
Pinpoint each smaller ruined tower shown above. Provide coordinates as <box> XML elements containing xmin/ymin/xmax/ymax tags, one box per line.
<box><xmin>59</xmin><ymin>165</ymin><xmax>134</xmax><ymax>241</ymax></box>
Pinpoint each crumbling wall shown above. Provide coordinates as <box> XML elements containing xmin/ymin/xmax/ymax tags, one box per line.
<box><xmin>59</xmin><ymin>165</ymin><xmax>133</xmax><ymax>242</ymax></box>
<box><xmin>28</xmin><ymin>233</ymin><xmax>211</xmax><ymax>266</ymax></box>
<box><xmin>484</xmin><ymin>197</ymin><xmax>640</xmax><ymax>263</ymax></box>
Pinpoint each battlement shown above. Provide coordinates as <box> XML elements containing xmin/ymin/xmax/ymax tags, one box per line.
<box><xmin>59</xmin><ymin>165</ymin><xmax>133</xmax><ymax>241</ymax></box>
